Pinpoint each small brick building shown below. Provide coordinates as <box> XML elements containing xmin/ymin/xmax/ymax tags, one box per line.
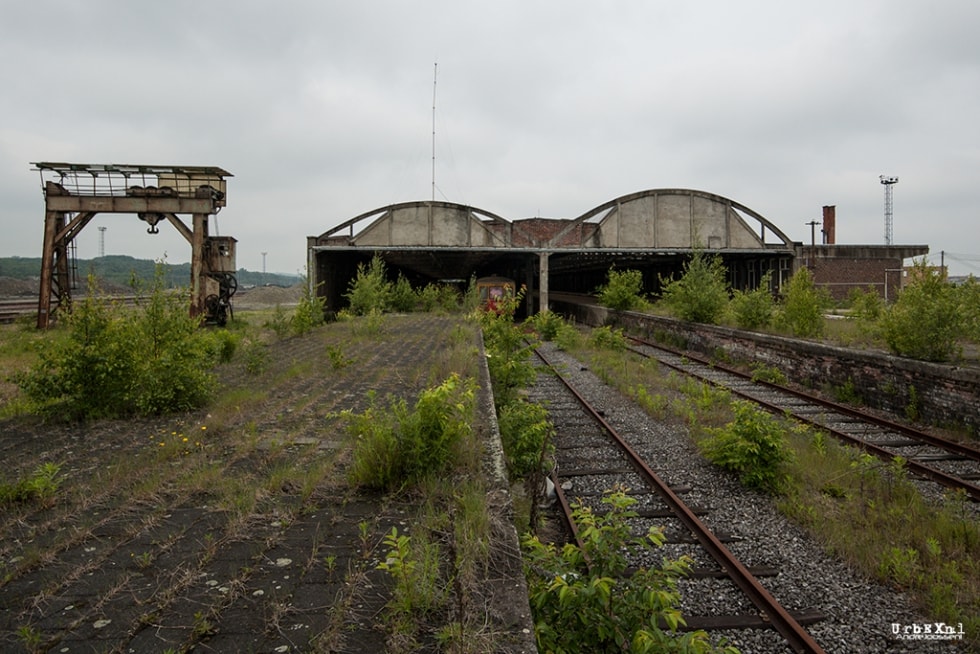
<box><xmin>799</xmin><ymin>206</ymin><xmax>928</xmax><ymax>302</ymax></box>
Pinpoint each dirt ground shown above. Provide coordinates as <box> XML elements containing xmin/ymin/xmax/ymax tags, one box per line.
<box><xmin>0</xmin><ymin>312</ymin><xmax>535</xmax><ymax>653</ymax></box>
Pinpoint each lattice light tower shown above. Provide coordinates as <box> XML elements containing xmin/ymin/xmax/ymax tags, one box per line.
<box><xmin>880</xmin><ymin>175</ymin><xmax>898</xmax><ymax>245</ymax></box>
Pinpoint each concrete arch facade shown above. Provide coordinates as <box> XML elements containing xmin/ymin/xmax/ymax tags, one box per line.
<box><xmin>315</xmin><ymin>201</ymin><xmax>519</xmax><ymax>249</ymax></box>
<box><xmin>307</xmin><ymin>191</ymin><xmax>797</xmax><ymax>313</ymax></box>
<box><xmin>548</xmin><ymin>188</ymin><xmax>794</xmax><ymax>251</ymax></box>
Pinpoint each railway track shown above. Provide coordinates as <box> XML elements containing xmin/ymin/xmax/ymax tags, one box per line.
<box><xmin>0</xmin><ymin>299</ymin><xmax>37</xmax><ymax>324</ymax></box>
<box><xmin>529</xmin><ymin>345</ymin><xmax>828</xmax><ymax>653</ymax></box>
<box><xmin>0</xmin><ymin>296</ymin><xmax>157</xmax><ymax>325</ymax></box>
<box><xmin>625</xmin><ymin>335</ymin><xmax>980</xmax><ymax>505</ymax></box>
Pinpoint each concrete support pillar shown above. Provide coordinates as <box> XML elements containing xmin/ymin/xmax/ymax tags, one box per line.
<box><xmin>36</xmin><ymin>210</ymin><xmax>63</xmax><ymax>328</ymax></box>
<box><xmin>538</xmin><ymin>251</ymin><xmax>550</xmax><ymax>315</ymax></box>
<box><xmin>190</xmin><ymin>212</ymin><xmax>208</xmax><ymax>318</ymax></box>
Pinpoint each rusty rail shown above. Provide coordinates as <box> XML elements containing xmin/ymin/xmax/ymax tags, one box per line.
<box><xmin>534</xmin><ymin>346</ymin><xmax>827</xmax><ymax>653</ymax></box>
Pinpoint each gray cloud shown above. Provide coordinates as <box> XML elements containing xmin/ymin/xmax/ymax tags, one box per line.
<box><xmin>2</xmin><ymin>0</ymin><xmax>979</xmax><ymax>276</ymax></box>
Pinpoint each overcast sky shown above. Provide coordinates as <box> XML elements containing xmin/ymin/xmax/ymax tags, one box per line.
<box><xmin>2</xmin><ymin>1</ymin><xmax>979</xmax><ymax>276</ymax></box>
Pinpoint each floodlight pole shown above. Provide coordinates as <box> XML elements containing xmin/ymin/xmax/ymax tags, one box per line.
<box><xmin>880</xmin><ymin>175</ymin><xmax>898</xmax><ymax>245</ymax></box>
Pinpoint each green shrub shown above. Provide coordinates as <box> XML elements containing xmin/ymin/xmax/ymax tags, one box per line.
<box><xmin>292</xmin><ymin>279</ymin><xmax>326</xmax><ymax>335</ymax></box>
<box><xmin>699</xmin><ymin>401</ymin><xmax>791</xmax><ymax>494</ymax></box>
<box><xmin>553</xmin><ymin>321</ymin><xmax>583</xmax><ymax>351</ymax></box>
<box><xmin>848</xmin><ymin>286</ymin><xmax>885</xmax><ymax>337</ymax></box>
<box><xmin>589</xmin><ymin>325</ymin><xmax>627</xmax><ymax>351</ymax></box>
<box><xmin>957</xmin><ymin>276</ymin><xmax>980</xmax><ymax>342</ymax></box>
<box><xmin>390</xmin><ymin>273</ymin><xmax>417</xmax><ymax>312</ymax></box>
<box><xmin>729</xmin><ymin>271</ymin><xmax>774</xmax><ymax>330</ymax></box>
<box><xmin>15</xmin><ymin>274</ymin><xmax>216</xmax><ymax>420</ymax></box>
<box><xmin>347</xmin><ymin>374</ymin><xmax>476</xmax><ymax>490</ymax></box>
<box><xmin>418</xmin><ymin>283</ymin><xmax>460</xmax><ymax>313</ymax></box>
<box><xmin>749</xmin><ymin>363</ymin><xmax>787</xmax><ymax>385</ymax></box>
<box><xmin>524</xmin><ymin>310</ymin><xmax>565</xmax><ymax>341</ymax></box>
<box><xmin>596</xmin><ymin>268</ymin><xmax>648</xmax><ymax>311</ymax></box>
<box><xmin>523</xmin><ymin>489</ymin><xmax>735</xmax><ymax>653</ymax></box>
<box><xmin>345</xmin><ymin>254</ymin><xmax>392</xmax><ymax>315</ymax></box>
<box><xmin>480</xmin><ymin>292</ymin><xmax>536</xmax><ymax>407</ymax></box>
<box><xmin>831</xmin><ymin>378</ymin><xmax>862</xmax><ymax>405</ymax></box>
<box><xmin>775</xmin><ymin>267</ymin><xmax>827</xmax><ymax>338</ymax></box>
<box><xmin>659</xmin><ymin>249</ymin><xmax>729</xmax><ymax>324</ymax></box>
<box><xmin>881</xmin><ymin>262</ymin><xmax>965</xmax><ymax>362</ymax></box>
<box><xmin>497</xmin><ymin>399</ymin><xmax>553</xmax><ymax>478</ymax></box>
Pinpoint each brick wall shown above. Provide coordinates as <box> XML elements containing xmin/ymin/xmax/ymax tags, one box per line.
<box><xmin>807</xmin><ymin>256</ymin><xmax>905</xmax><ymax>301</ymax></box>
<box><xmin>512</xmin><ymin>218</ymin><xmax>598</xmax><ymax>247</ymax></box>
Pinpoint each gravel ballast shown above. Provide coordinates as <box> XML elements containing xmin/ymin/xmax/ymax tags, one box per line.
<box><xmin>529</xmin><ymin>342</ymin><xmax>967</xmax><ymax>654</ymax></box>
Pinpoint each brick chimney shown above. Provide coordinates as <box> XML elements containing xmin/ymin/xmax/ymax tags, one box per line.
<box><xmin>822</xmin><ymin>205</ymin><xmax>836</xmax><ymax>244</ymax></box>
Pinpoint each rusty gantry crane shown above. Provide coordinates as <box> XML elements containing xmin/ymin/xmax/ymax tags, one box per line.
<box><xmin>32</xmin><ymin>162</ymin><xmax>237</xmax><ymax>328</ymax></box>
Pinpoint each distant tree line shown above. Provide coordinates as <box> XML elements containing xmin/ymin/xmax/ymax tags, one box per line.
<box><xmin>0</xmin><ymin>255</ymin><xmax>301</xmax><ymax>289</ymax></box>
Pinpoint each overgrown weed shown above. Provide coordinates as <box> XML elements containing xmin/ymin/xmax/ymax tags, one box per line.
<box><xmin>0</xmin><ymin>463</ymin><xmax>62</xmax><ymax>506</ymax></box>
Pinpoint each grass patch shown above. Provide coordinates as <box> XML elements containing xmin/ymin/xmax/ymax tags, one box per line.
<box><xmin>779</xmin><ymin>433</ymin><xmax>980</xmax><ymax>644</ymax></box>
<box><xmin>0</xmin><ymin>463</ymin><xmax>62</xmax><ymax>507</ymax></box>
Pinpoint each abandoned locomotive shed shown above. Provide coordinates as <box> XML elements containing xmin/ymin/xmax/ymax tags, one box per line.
<box><xmin>307</xmin><ymin>189</ymin><xmax>929</xmax><ymax>313</ymax></box>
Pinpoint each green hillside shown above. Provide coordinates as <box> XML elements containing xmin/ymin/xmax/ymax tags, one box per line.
<box><xmin>0</xmin><ymin>255</ymin><xmax>302</xmax><ymax>289</ymax></box>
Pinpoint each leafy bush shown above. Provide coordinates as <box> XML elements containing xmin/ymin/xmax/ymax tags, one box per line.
<box><xmin>343</xmin><ymin>258</ymin><xmax>464</xmax><ymax>316</ymax></box>
<box><xmin>390</xmin><ymin>273</ymin><xmax>417</xmax><ymax>312</ymax></box>
<box><xmin>416</xmin><ymin>284</ymin><xmax>439</xmax><ymax>312</ymax></box>
<box><xmin>589</xmin><ymin>325</ymin><xmax>627</xmax><ymax>351</ymax></box>
<box><xmin>847</xmin><ymin>286</ymin><xmax>886</xmax><ymax>339</ymax></box>
<box><xmin>553</xmin><ymin>321</ymin><xmax>584</xmax><ymax>351</ymax></box>
<box><xmin>347</xmin><ymin>374</ymin><xmax>476</xmax><ymax>490</ymax></box>
<box><xmin>729</xmin><ymin>271</ymin><xmax>774</xmax><ymax>330</ymax></box>
<box><xmin>524</xmin><ymin>310</ymin><xmax>565</xmax><ymax>341</ymax></box>
<box><xmin>345</xmin><ymin>254</ymin><xmax>392</xmax><ymax>315</ymax></box>
<box><xmin>523</xmin><ymin>489</ymin><xmax>735</xmax><ymax>653</ymax></box>
<box><xmin>497</xmin><ymin>399</ymin><xmax>553</xmax><ymax>478</ymax></box>
<box><xmin>881</xmin><ymin>262</ymin><xmax>965</xmax><ymax>362</ymax></box>
<box><xmin>417</xmin><ymin>283</ymin><xmax>460</xmax><ymax>313</ymax></box>
<box><xmin>749</xmin><ymin>363</ymin><xmax>787</xmax><ymax>385</ymax></box>
<box><xmin>775</xmin><ymin>267</ymin><xmax>827</xmax><ymax>338</ymax></box>
<box><xmin>659</xmin><ymin>250</ymin><xmax>729</xmax><ymax>324</ymax></box>
<box><xmin>699</xmin><ymin>400</ymin><xmax>791</xmax><ymax>494</ymax></box>
<box><xmin>596</xmin><ymin>268</ymin><xmax>648</xmax><ymax>311</ymax></box>
<box><xmin>957</xmin><ymin>276</ymin><xmax>980</xmax><ymax>342</ymax></box>
<box><xmin>292</xmin><ymin>279</ymin><xmax>326</xmax><ymax>335</ymax></box>
<box><xmin>480</xmin><ymin>288</ymin><xmax>536</xmax><ymax>407</ymax></box>
<box><xmin>15</xmin><ymin>275</ymin><xmax>216</xmax><ymax>420</ymax></box>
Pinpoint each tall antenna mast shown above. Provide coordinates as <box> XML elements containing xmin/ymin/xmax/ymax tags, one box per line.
<box><xmin>880</xmin><ymin>175</ymin><xmax>898</xmax><ymax>245</ymax></box>
<box><xmin>98</xmin><ymin>225</ymin><xmax>107</xmax><ymax>258</ymax></box>
<box><xmin>431</xmin><ymin>62</ymin><xmax>437</xmax><ymax>203</ymax></box>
